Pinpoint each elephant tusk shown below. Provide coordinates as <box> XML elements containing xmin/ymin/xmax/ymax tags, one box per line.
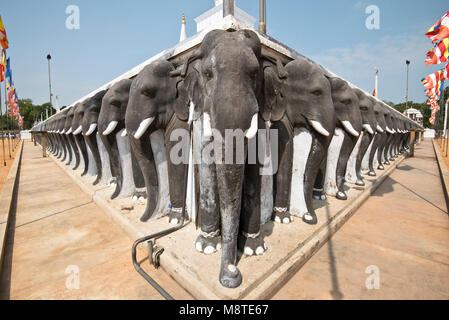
<box><xmin>103</xmin><ymin>120</ymin><xmax>118</xmax><ymax>136</ymax></box>
<box><xmin>309</xmin><ymin>120</ymin><xmax>330</xmax><ymax>137</ymax></box>
<box><xmin>121</xmin><ymin>129</ymin><xmax>127</xmax><ymax>137</ymax></box>
<box><xmin>65</xmin><ymin>127</ymin><xmax>73</xmax><ymax>135</ymax></box>
<box><xmin>245</xmin><ymin>114</ymin><xmax>259</xmax><ymax>139</ymax></box>
<box><xmin>385</xmin><ymin>126</ymin><xmax>394</xmax><ymax>134</ymax></box>
<box><xmin>188</xmin><ymin>101</ymin><xmax>195</xmax><ymax>125</ymax></box>
<box><xmin>85</xmin><ymin>123</ymin><xmax>97</xmax><ymax>136</ymax></box>
<box><xmin>134</xmin><ymin>117</ymin><xmax>154</xmax><ymax>139</ymax></box>
<box><xmin>392</xmin><ymin>129</ymin><xmax>397</xmax><ymax>134</ymax></box>
<box><xmin>60</xmin><ymin>129</ymin><xmax>65</xmax><ymax>134</ymax></box>
<box><xmin>341</xmin><ymin>120</ymin><xmax>359</xmax><ymax>137</ymax></box>
<box><xmin>73</xmin><ymin>125</ymin><xmax>83</xmax><ymax>135</ymax></box>
<box><xmin>376</xmin><ymin>124</ymin><xmax>384</xmax><ymax>133</ymax></box>
<box><xmin>362</xmin><ymin>124</ymin><xmax>374</xmax><ymax>135</ymax></box>
<box><xmin>203</xmin><ymin>113</ymin><xmax>213</xmax><ymax>139</ymax></box>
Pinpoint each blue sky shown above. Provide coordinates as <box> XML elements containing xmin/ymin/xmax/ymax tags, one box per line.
<box><xmin>0</xmin><ymin>0</ymin><xmax>447</xmax><ymax>112</ymax></box>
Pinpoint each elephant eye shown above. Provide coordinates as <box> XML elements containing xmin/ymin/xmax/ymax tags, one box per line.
<box><xmin>141</xmin><ymin>89</ymin><xmax>154</xmax><ymax>98</ymax></box>
<box><xmin>312</xmin><ymin>89</ymin><xmax>322</xmax><ymax>96</ymax></box>
<box><xmin>341</xmin><ymin>99</ymin><xmax>351</xmax><ymax>105</ymax></box>
<box><xmin>360</xmin><ymin>106</ymin><xmax>368</xmax><ymax>111</ymax></box>
<box><xmin>203</xmin><ymin>68</ymin><xmax>213</xmax><ymax>79</ymax></box>
<box><xmin>111</xmin><ymin>100</ymin><xmax>121</xmax><ymax>107</ymax></box>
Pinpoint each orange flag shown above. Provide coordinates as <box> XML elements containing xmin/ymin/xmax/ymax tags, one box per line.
<box><xmin>0</xmin><ymin>15</ymin><xmax>9</xmax><ymax>50</ymax></box>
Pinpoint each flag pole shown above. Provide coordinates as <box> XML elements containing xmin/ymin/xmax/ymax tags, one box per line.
<box><xmin>0</xmin><ymin>83</ymin><xmax>6</xmax><ymax>166</ymax></box>
<box><xmin>4</xmin><ymin>80</ymin><xmax>10</xmax><ymax>158</ymax></box>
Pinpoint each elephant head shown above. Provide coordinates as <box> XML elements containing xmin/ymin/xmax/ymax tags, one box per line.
<box><xmin>357</xmin><ymin>92</ymin><xmax>377</xmax><ymax>135</ymax></box>
<box><xmin>329</xmin><ymin>79</ymin><xmax>362</xmax><ymax>137</ymax></box>
<box><xmin>98</xmin><ymin>79</ymin><xmax>133</xmax><ymax>199</ymax></box>
<box><xmin>80</xmin><ymin>90</ymin><xmax>107</xmax><ymax>185</ymax></box>
<box><xmin>373</xmin><ymin>102</ymin><xmax>387</xmax><ymax>133</ymax></box>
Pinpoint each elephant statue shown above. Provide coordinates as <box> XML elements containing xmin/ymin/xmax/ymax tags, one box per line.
<box><xmin>262</xmin><ymin>55</ymin><xmax>335</xmax><ymax>225</ymax></box>
<box><xmin>64</xmin><ymin>106</ymin><xmax>81</xmax><ymax>170</ymax></box>
<box><xmin>71</xmin><ymin>102</ymin><xmax>90</xmax><ymax>176</ymax></box>
<box><xmin>352</xmin><ymin>90</ymin><xmax>377</xmax><ymax>187</ymax></box>
<box><xmin>165</xmin><ymin>29</ymin><xmax>266</xmax><ymax>288</ymax></box>
<box><xmin>98</xmin><ymin>79</ymin><xmax>146</xmax><ymax>199</ymax></box>
<box><xmin>80</xmin><ymin>90</ymin><xmax>107</xmax><ymax>185</ymax></box>
<box><xmin>324</xmin><ymin>78</ymin><xmax>362</xmax><ymax>201</ymax></box>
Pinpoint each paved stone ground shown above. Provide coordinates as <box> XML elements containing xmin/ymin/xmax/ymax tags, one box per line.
<box><xmin>1</xmin><ymin>139</ymin><xmax>448</xmax><ymax>300</ymax></box>
<box><xmin>273</xmin><ymin>139</ymin><xmax>449</xmax><ymax>299</ymax></box>
<box><xmin>0</xmin><ymin>140</ymin><xmax>192</xmax><ymax>300</ymax></box>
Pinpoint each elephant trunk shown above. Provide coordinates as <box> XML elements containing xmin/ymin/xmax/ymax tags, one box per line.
<box><xmin>129</xmin><ymin>134</ymin><xmax>159</xmax><ymax>222</ymax></box>
<box><xmin>216</xmin><ymin>161</ymin><xmax>245</xmax><ymax>288</ymax></box>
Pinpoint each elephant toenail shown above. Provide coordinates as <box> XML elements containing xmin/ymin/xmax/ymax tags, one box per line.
<box><xmin>132</xmin><ymin>196</ymin><xmax>138</xmax><ymax>201</ymax></box>
<box><xmin>304</xmin><ymin>214</ymin><xmax>312</xmax><ymax>221</ymax></box>
<box><xmin>256</xmin><ymin>247</ymin><xmax>264</xmax><ymax>255</ymax></box>
<box><xmin>138</xmin><ymin>196</ymin><xmax>144</xmax><ymax>201</ymax></box>
<box><xmin>282</xmin><ymin>217</ymin><xmax>290</xmax><ymax>223</ymax></box>
<box><xmin>228</xmin><ymin>265</ymin><xmax>237</xmax><ymax>273</ymax></box>
<box><xmin>170</xmin><ymin>218</ymin><xmax>178</xmax><ymax>225</ymax></box>
<box><xmin>204</xmin><ymin>246</ymin><xmax>215</xmax><ymax>255</ymax></box>
<box><xmin>216</xmin><ymin>243</ymin><xmax>221</xmax><ymax>250</ymax></box>
<box><xmin>275</xmin><ymin>216</ymin><xmax>281</xmax><ymax>223</ymax></box>
<box><xmin>195</xmin><ymin>242</ymin><xmax>203</xmax><ymax>252</ymax></box>
<box><xmin>244</xmin><ymin>247</ymin><xmax>254</xmax><ymax>256</ymax></box>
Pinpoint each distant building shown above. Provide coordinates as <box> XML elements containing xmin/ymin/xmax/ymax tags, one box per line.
<box><xmin>404</xmin><ymin>108</ymin><xmax>423</xmax><ymax>126</ymax></box>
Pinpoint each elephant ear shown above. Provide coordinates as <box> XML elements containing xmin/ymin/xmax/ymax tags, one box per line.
<box><xmin>172</xmin><ymin>77</ymin><xmax>190</xmax><ymax>121</ymax></box>
<box><xmin>262</xmin><ymin>57</ymin><xmax>286</xmax><ymax>122</ymax></box>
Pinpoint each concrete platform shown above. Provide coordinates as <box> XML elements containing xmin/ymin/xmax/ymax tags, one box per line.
<box><xmin>50</xmin><ymin>140</ymin><xmax>407</xmax><ymax>299</ymax></box>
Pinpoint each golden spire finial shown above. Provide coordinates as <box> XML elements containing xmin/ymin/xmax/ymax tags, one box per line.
<box><xmin>182</xmin><ymin>13</ymin><xmax>185</xmax><ymax>24</ymax></box>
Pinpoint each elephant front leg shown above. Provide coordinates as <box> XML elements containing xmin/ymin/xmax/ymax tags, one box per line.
<box><xmin>377</xmin><ymin>133</ymin><xmax>386</xmax><ymax>170</ymax></box>
<box><xmin>129</xmin><ymin>134</ymin><xmax>159</xmax><ymax>222</ymax></box>
<box><xmin>313</xmin><ymin>161</ymin><xmax>327</xmax><ymax>201</ymax></box>
<box><xmin>75</xmin><ymin>135</ymin><xmax>89</xmax><ymax>176</ymax></box>
<box><xmin>271</xmin><ymin>119</ymin><xmax>293</xmax><ymax>224</ymax></box>
<box><xmin>239</xmin><ymin>160</ymin><xmax>266</xmax><ymax>256</ymax></box>
<box><xmin>69</xmin><ymin>135</ymin><xmax>81</xmax><ymax>170</ymax></box>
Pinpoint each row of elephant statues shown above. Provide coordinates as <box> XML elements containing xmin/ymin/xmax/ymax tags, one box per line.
<box><xmin>31</xmin><ymin>29</ymin><xmax>420</xmax><ymax>289</ymax></box>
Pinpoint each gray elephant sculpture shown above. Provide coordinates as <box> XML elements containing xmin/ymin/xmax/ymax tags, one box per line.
<box><xmin>98</xmin><ymin>79</ymin><xmax>146</xmax><ymax>199</ymax></box>
<box><xmin>262</xmin><ymin>56</ymin><xmax>336</xmax><ymax>225</ymax></box>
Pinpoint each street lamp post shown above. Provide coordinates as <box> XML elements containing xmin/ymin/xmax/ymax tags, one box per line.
<box><xmin>47</xmin><ymin>54</ymin><xmax>53</xmax><ymax>118</ymax></box>
<box><xmin>405</xmin><ymin>60</ymin><xmax>410</xmax><ymax>109</ymax></box>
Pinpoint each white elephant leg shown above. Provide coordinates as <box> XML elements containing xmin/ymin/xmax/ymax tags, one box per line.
<box><xmin>85</xmin><ymin>140</ymin><xmax>98</xmax><ymax>176</ymax></box>
<box><xmin>324</xmin><ymin>128</ymin><xmax>345</xmax><ymax>196</ymax></box>
<box><xmin>149</xmin><ymin>129</ymin><xmax>171</xmax><ymax>219</ymax></box>
<box><xmin>289</xmin><ymin>128</ymin><xmax>312</xmax><ymax>217</ymax></box>
<box><xmin>361</xmin><ymin>135</ymin><xmax>375</xmax><ymax>174</ymax></box>
<box><xmin>345</xmin><ymin>132</ymin><xmax>363</xmax><ymax>184</ymax></box>
<box><xmin>96</xmin><ymin>133</ymin><xmax>113</xmax><ymax>185</ymax></box>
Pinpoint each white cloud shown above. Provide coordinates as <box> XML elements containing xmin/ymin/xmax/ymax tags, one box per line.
<box><xmin>310</xmin><ymin>33</ymin><xmax>441</xmax><ymax>103</ymax></box>
<box><xmin>353</xmin><ymin>1</ymin><xmax>364</xmax><ymax>9</ymax></box>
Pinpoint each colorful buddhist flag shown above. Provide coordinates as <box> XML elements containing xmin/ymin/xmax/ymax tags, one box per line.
<box><xmin>0</xmin><ymin>15</ymin><xmax>8</xmax><ymax>50</ymax></box>
<box><xmin>0</xmin><ymin>49</ymin><xmax>5</xmax><ymax>82</ymax></box>
<box><xmin>425</xmin><ymin>38</ymin><xmax>449</xmax><ymax>65</ymax></box>
<box><xmin>426</xmin><ymin>11</ymin><xmax>449</xmax><ymax>43</ymax></box>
